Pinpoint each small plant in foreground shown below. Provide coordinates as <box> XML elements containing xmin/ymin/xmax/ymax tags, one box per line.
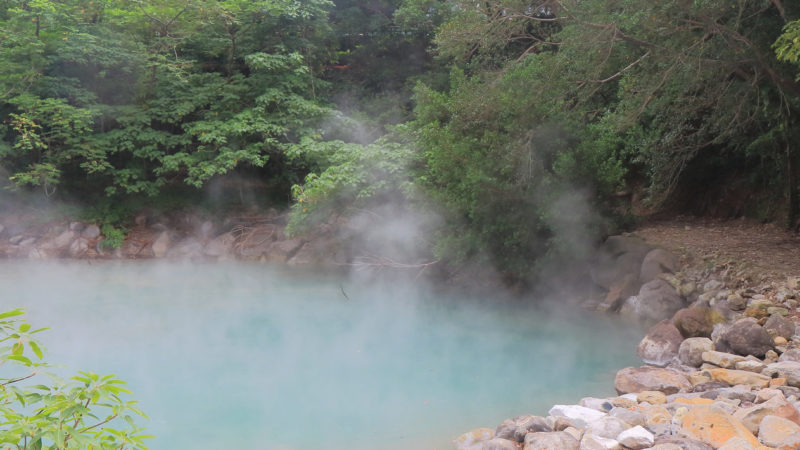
<box><xmin>0</xmin><ymin>309</ymin><xmax>149</xmax><ymax>449</ymax></box>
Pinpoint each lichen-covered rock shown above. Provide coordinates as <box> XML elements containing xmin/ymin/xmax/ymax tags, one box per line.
<box><xmin>722</xmin><ymin>318</ymin><xmax>774</xmax><ymax>358</ymax></box>
<box><xmin>716</xmin><ymin>436</ymin><xmax>758</xmax><ymax>449</ymax></box>
<box><xmin>681</xmin><ymin>406</ymin><xmax>762</xmax><ymax>449</ymax></box>
<box><xmin>614</xmin><ymin>366</ymin><xmax>691</xmax><ymax>395</ymax></box>
<box><xmin>637</xmin><ymin>320</ymin><xmax>683</xmax><ymax>366</ymax></box>
<box><xmin>616</xmin><ymin>425</ymin><xmax>654</xmax><ymax>450</ymax></box>
<box><xmin>523</xmin><ymin>431</ymin><xmax>579</xmax><ymax>450</ymax></box>
<box><xmin>708</xmin><ymin>368</ymin><xmax>771</xmax><ymax>389</ymax></box>
<box><xmin>673</xmin><ymin>307</ymin><xmax>726</xmax><ymax>338</ymax></box>
<box><xmin>679</xmin><ymin>338</ymin><xmax>714</xmax><ymax>367</ymax></box>
<box><xmin>621</xmin><ymin>280</ymin><xmax>686</xmax><ymax>323</ymax></box>
<box><xmin>757</xmin><ymin>415</ymin><xmax>800</xmax><ymax>447</ymax></box>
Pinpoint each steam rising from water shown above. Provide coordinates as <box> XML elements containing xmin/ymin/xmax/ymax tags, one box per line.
<box><xmin>3</xmin><ymin>261</ymin><xmax>641</xmax><ymax>449</ymax></box>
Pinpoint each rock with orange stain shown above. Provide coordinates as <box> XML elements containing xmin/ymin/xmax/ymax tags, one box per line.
<box><xmin>614</xmin><ymin>366</ymin><xmax>691</xmax><ymax>395</ymax></box>
<box><xmin>455</xmin><ymin>428</ymin><xmax>494</xmax><ymax>449</ymax></box>
<box><xmin>771</xmin><ymin>377</ymin><xmax>788</xmax><ymax>387</ymax></box>
<box><xmin>689</xmin><ymin>371</ymin><xmax>715</xmax><ymax>386</ymax></box>
<box><xmin>639</xmin><ymin>405</ymin><xmax>672</xmax><ymax>426</ymax></box>
<box><xmin>733</xmin><ymin>395</ymin><xmax>800</xmax><ymax>434</ymax></box>
<box><xmin>758</xmin><ymin>415</ymin><xmax>800</xmax><ymax>448</ymax></box>
<box><xmin>681</xmin><ymin>405</ymin><xmax>765</xmax><ymax>449</ymax></box>
<box><xmin>709</xmin><ymin>368</ymin><xmax>771</xmax><ymax>388</ymax></box>
<box><xmin>637</xmin><ymin>391</ymin><xmax>667</xmax><ymax>405</ymax></box>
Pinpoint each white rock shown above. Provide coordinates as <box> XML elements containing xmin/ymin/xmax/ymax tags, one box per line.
<box><xmin>580</xmin><ymin>397</ymin><xmax>613</xmax><ymax>412</ymax></box>
<box><xmin>548</xmin><ymin>405</ymin><xmax>607</xmax><ymax>428</ymax></box>
<box><xmin>580</xmin><ymin>434</ymin><xmax>620</xmax><ymax>450</ymax></box>
<box><xmin>616</xmin><ymin>425</ymin><xmax>654</xmax><ymax>450</ymax></box>
<box><xmin>585</xmin><ymin>416</ymin><xmax>631</xmax><ymax>440</ymax></box>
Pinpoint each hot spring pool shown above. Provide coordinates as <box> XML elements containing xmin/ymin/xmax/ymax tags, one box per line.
<box><xmin>1</xmin><ymin>260</ymin><xmax>642</xmax><ymax>449</ymax></box>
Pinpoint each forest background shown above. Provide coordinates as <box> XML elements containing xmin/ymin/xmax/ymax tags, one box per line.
<box><xmin>1</xmin><ymin>0</ymin><xmax>800</xmax><ymax>282</ymax></box>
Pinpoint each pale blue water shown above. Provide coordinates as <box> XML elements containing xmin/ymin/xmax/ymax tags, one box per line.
<box><xmin>1</xmin><ymin>261</ymin><xmax>641</xmax><ymax>449</ymax></box>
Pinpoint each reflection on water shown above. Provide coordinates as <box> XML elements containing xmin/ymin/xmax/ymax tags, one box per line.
<box><xmin>1</xmin><ymin>260</ymin><xmax>641</xmax><ymax>450</ymax></box>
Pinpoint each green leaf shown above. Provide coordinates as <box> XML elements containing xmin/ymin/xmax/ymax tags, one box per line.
<box><xmin>29</xmin><ymin>341</ymin><xmax>43</xmax><ymax>359</ymax></box>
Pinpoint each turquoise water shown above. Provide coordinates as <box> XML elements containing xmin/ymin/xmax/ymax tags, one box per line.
<box><xmin>1</xmin><ymin>261</ymin><xmax>641</xmax><ymax>449</ymax></box>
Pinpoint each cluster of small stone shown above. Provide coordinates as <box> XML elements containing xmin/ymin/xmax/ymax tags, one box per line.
<box><xmin>455</xmin><ymin>275</ymin><xmax>800</xmax><ymax>450</ymax></box>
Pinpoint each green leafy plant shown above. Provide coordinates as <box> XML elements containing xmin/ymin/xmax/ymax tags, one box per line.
<box><xmin>98</xmin><ymin>224</ymin><xmax>126</xmax><ymax>251</ymax></box>
<box><xmin>0</xmin><ymin>309</ymin><xmax>149</xmax><ymax>449</ymax></box>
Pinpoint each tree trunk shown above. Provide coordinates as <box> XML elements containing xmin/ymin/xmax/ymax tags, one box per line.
<box><xmin>788</xmin><ymin>143</ymin><xmax>798</xmax><ymax>230</ymax></box>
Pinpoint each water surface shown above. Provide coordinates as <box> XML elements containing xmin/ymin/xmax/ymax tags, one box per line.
<box><xmin>1</xmin><ymin>261</ymin><xmax>641</xmax><ymax>449</ymax></box>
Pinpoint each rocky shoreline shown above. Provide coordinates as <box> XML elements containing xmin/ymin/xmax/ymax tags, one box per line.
<box><xmin>454</xmin><ymin>234</ymin><xmax>800</xmax><ymax>450</ymax></box>
<box><xmin>0</xmin><ymin>210</ymin><xmax>347</xmax><ymax>265</ymax></box>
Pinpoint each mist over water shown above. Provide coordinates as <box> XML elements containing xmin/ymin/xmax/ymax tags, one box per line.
<box><xmin>2</xmin><ymin>261</ymin><xmax>641</xmax><ymax>449</ymax></box>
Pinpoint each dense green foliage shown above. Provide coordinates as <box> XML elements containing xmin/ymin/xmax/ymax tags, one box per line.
<box><xmin>2</xmin><ymin>0</ymin><xmax>799</xmax><ymax>280</ymax></box>
<box><xmin>0</xmin><ymin>0</ymin><xmax>334</xmax><ymax>202</ymax></box>
<box><xmin>0</xmin><ymin>309</ymin><xmax>147</xmax><ymax>449</ymax></box>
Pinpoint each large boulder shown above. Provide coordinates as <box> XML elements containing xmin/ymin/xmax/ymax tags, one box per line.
<box><xmin>591</xmin><ymin>236</ymin><xmax>653</xmax><ymax>290</ymax></box>
<box><xmin>523</xmin><ymin>431</ymin><xmax>579</xmax><ymax>450</ymax></box>
<box><xmin>614</xmin><ymin>366</ymin><xmax>691</xmax><ymax>395</ymax></box>
<box><xmin>640</xmin><ymin>249</ymin><xmax>679</xmax><ymax>285</ymax></box>
<box><xmin>764</xmin><ymin>315</ymin><xmax>796</xmax><ymax>340</ymax></box>
<box><xmin>758</xmin><ymin>415</ymin><xmax>800</xmax><ymax>447</ymax></box>
<box><xmin>621</xmin><ymin>280</ymin><xmax>686</xmax><ymax>323</ymax></box>
<box><xmin>733</xmin><ymin>395</ymin><xmax>800</xmax><ymax>434</ymax></box>
<box><xmin>681</xmin><ymin>406</ymin><xmax>762</xmax><ymax>449</ymax></box>
<box><xmin>673</xmin><ymin>307</ymin><xmax>726</xmax><ymax>338</ymax></box>
<box><xmin>637</xmin><ymin>320</ymin><xmax>684</xmax><ymax>366</ymax></box>
<box><xmin>721</xmin><ymin>318</ymin><xmax>773</xmax><ymax>358</ymax></box>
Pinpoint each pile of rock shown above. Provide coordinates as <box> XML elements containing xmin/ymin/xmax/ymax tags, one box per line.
<box><xmin>0</xmin><ymin>211</ymin><xmax>347</xmax><ymax>265</ymax></box>
<box><xmin>456</xmin><ymin>258</ymin><xmax>800</xmax><ymax>448</ymax></box>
